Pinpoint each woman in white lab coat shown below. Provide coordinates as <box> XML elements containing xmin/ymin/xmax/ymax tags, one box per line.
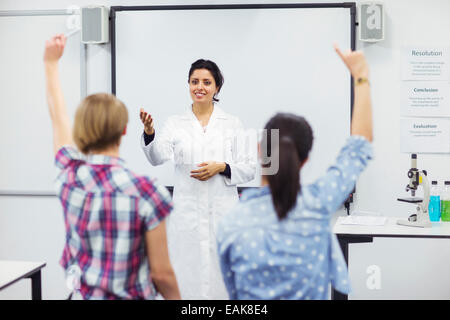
<box><xmin>139</xmin><ymin>59</ymin><xmax>256</xmax><ymax>299</ymax></box>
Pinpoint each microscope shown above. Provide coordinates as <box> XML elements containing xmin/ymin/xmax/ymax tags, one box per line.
<box><xmin>397</xmin><ymin>154</ymin><xmax>431</xmax><ymax>228</ymax></box>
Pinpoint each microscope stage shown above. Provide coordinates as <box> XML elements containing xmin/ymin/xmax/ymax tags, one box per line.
<box><xmin>397</xmin><ymin>197</ymin><xmax>423</xmax><ymax>203</ymax></box>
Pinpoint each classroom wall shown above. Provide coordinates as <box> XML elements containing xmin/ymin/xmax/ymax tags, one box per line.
<box><xmin>1</xmin><ymin>0</ymin><xmax>450</xmax><ymax>299</ymax></box>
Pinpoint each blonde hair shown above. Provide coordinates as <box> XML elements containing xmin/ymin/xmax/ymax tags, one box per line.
<box><xmin>73</xmin><ymin>93</ymin><xmax>128</xmax><ymax>154</ymax></box>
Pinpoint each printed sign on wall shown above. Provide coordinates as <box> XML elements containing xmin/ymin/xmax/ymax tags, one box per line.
<box><xmin>400</xmin><ymin>118</ymin><xmax>450</xmax><ymax>153</ymax></box>
<box><xmin>401</xmin><ymin>46</ymin><xmax>449</xmax><ymax>81</ymax></box>
<box><xmin>401</xmin><ymin>82</ymin><xmax>450</xmax><ymax>117</ymax></box>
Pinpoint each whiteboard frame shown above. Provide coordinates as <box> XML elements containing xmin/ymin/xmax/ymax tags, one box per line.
<box><xmin>109</xmin><ymin>3</ymin><xmax>357</xmax><ymax>192</ymax></box>
<box><xmin>110</xmin><ymin>3</ymin><xmax>356</xmax><ymax>98</ymax></box>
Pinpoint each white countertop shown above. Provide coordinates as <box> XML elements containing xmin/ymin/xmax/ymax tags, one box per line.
<box><xmin>333</xmin><ymin>217</ymin><xmax>450</xmax><ymax>238</ymax></box>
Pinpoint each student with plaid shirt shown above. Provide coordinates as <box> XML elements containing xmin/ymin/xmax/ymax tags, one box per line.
<box><xmin>44</xmin><ymin>34</ymin><xmax>180</xmax><ymax>299</ymax></box>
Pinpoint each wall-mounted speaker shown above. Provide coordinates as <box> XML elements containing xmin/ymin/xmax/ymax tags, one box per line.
<box><xmin>81</xmin><ymin>6</ymin><xmax>109</xmax><ymax>44</ymax></box>
<box><xmin>359</xmin><ymin>2</ymin><xmax>385</xmax><ymax>42</ymax></box>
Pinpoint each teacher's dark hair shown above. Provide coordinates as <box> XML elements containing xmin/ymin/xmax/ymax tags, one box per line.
<box><xmin>262</xmin><ymin>113</ymin><xmax>313</xmax><ymax>220</ymax></box>
<box><xmin>188</xmin><ymin>59</ymin><xmax>224</xmax><ymax>102</ymax></box>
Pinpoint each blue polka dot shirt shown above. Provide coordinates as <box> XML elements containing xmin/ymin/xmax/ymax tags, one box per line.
<box><xmin>217</xmin><ymin>136</ymin><xmax>373</xmax><ymax>300</ymax></box>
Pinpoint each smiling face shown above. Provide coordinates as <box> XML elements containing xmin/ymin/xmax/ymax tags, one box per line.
<box><xmin>189</xmin><ymin>68</ymin><xmax>218</xmax><ymax>104</ymax></box>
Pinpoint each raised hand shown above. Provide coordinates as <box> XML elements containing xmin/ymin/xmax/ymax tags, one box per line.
<box><xmin>140</xmin><ymin>108</ymin><xmax>155</xmax><ymax>135</ymax></box>
<box><xmin>334</xmin><ymin>43</ymin><xmax>369</xmax><ymax>79</ymax></box>
<box><xmin>44</xmin><ymin>34</ymin><xmax>66</xmax><ymax>64</ymax></box>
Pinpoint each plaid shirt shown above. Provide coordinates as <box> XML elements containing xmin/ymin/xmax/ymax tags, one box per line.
<box><xmin>54</xmin><ymin>146</ymin><xmax>172</xmax><ymax>300</ymax></box>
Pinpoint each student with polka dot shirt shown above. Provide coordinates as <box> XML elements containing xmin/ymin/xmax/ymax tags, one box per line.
<box><xmin>217</xmin><ymin>45</ymin><xmax>373</xmax><ymax>300</ymax></box>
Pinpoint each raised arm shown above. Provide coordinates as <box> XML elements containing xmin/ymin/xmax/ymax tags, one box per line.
<box><xmin>43</xmin><ymin>34</ymin><xmax>73</xmax><ymax>154</ymax></box>
<box><xmin>308</xmin><ymin>46</ymin><xmax>373</xmax><ymax>216</ymax></box>
<box><xmin>334</xmin><ymin>44</ymin><xmax>373</xmax><ymax>142</ymax></box>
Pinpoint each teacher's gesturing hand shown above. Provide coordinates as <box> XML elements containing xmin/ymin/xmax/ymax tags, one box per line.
<box><xmin>140</xmin><ymin>108</ymin><xmax>155</xmax><ymax>135</ymax></box>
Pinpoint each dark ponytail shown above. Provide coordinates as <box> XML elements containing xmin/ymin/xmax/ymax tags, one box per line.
<box><xmin>263</xmin><ymin>113</ymin><xmax>313</xmax><ymax>220</ymax></box>
<box><xmin>267</xmin><ymin>136</ymin><xmax>300</xmax><ymax>219</ymax></box>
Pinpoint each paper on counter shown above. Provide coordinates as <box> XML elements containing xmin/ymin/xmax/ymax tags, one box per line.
<box><xmin>340</xmin><ymin>215</ymin><xmax>387</xmax><ymax>226</ymax></box>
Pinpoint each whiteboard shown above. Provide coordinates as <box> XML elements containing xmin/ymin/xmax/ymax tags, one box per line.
<box><xmin>0</xmin><ymin>13</ymin><xmax>81</xmax><ymax>194</ymax></box>
<box><xmin>113</xmin><ymin>4</ymin><xmax>354</xmax><ymax>187</ymax></box>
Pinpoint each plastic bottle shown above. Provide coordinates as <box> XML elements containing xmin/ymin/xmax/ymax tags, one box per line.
<box><xmin>428</xmin><ymin>181</ymin><xmax>440</xmax><ymax>222</ymax></box>
<box><xmin>441</xmin><ymin>181</ymin><xmax>450</xmax><ymax>222</ymax></box>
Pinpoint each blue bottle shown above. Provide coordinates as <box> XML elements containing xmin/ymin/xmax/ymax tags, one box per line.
<box><xmin>429</xmin><ymin>180</ymin><xmax>441</xmax><ymax>222</ymax></box>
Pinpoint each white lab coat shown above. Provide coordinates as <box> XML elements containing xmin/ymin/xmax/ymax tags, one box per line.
<box><xmin>141</xmin><ymin>106</ymin><xmax>256</xmax><ymax>299</ymax></box>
